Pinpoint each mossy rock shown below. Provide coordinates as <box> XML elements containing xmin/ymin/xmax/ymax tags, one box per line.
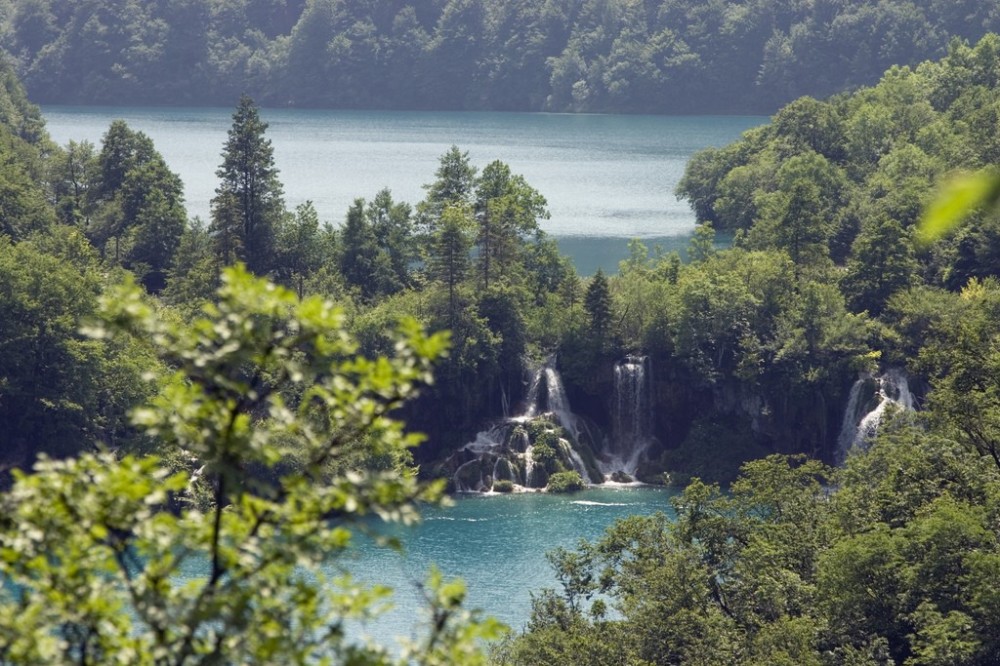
<box><xmin>493</xmin><ymin>479</ymin><xmax>515</xmax><ymax>493</ymax></box>
<box><xmin>527</xmin><ymin>418</ymin><xmax>558</xmax><ymax>440</ymax></box>
<box><xmin>610</xmin><ymin>471</ymin><xmax>633</xmax><ymax>483</ymax></box>
<box><xmin>494</xmin><ymin>458</ymin><xmax>516</xmax><ymax>482</ymax></box>
<box><xmin>635</xmin><ymin>460</ymin><xmax>667</xmax><ymax>485</ymax></box>
<box><xmin>507</xmin><ymin>426</ymin><xmax>530</xmax><ymax>452</ymax></box>
<box><xmin>527</xmin><ymin>465</ymin><xmax>549</xmax><ymax>489</ymax></box>
<box><xmin>455</xmin><ymin>460</ymin><xmax>483</xmax><ymax>490</ymax></box>
<box><xmin>532</xmin><ymin>441</ymin><xmax>562</xmax><ymax>473</ymax></box>
<box><xmin>534</xmin><ymin>429</ymin><xmax>561</xmax><ymax>449</ymax></box>
<box><xmin>547</xmin><ymin>471</ymin><xmax>585</xmax><ymax>493</ymax></box>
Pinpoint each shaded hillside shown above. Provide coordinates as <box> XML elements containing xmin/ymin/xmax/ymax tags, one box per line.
<box><xmin>2</xmin><ymin>0</ymin><xmax>1000</xmax><ymax>113</ymax></box>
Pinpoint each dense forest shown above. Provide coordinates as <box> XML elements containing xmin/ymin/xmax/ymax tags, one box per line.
<box><xmin>496</xmin><ymin>34</ymin><xmax>1000</xmax><ymax>665</ymax></box>
<box><xmin>2</xmin><ymin>0</ymin><xmax>1000</xmax><ymax>113</ymax></box>
<box><xmin>6</xmin><ymin>15</ymin><xmax>1000</xmax><ymax>663</ymax></box>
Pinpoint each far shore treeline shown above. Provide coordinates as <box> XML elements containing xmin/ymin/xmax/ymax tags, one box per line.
<box><xmin>3</xmin><ymin>0</ymin><xmax>1000</xmax><ymax>113</ymax></box>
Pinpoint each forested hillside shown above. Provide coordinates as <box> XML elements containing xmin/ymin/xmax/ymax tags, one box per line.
<box><xmin>2</xmin><ymin>0</ymin><xmax>999</xmax><ymax>113</ymax></box>
<box><xmin>0</xmin><ymin>57</ymin><xmax>503</xmax><ymax>660</ymax></box>
<box><xmin>496</xmin><ymin>35</ymin><xmax>1000</xmax><ymax>666</ymax></box>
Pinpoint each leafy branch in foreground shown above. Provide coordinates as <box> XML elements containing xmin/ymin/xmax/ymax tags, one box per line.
<box><xmin>918</xmin><ymin>168</ymin><xmax>1000</xmax><ymax>244</ymax></box>
<box><xmin>0</xmin><ymin>265</ymin><xmax>505</xmax><ymax>665</ymax></box>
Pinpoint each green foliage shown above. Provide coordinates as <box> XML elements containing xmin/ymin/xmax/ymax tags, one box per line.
<box><xmin>8</xmin><ymin>1</ymin><xmax>1000</xmax><ymax>114</ymax></box>
<box><xmin>531</xmin><ymin>434</ymin><xmax>563</xmax><ymax>476</ymax></box>
<box><xmin>473</xmin><ymin>160</ymin><xmax>549</xmax><ymax>289</ymax></box>
<box><xmin>79</xmin><ymin>120</ymin><xmax>188</xmax><ymax>291</ymax></box>
<box><xmin>842</xmin><ymin>215</ymin><xmax>918</xmax><ymax>315</ymax></box>
<box><xmin>918</xmin><ymin>168</ymin><xmax>1000</xmax><ymax>243</ymax></box>
<box><xmin>676</xmin><ymin>34</ymin><xmax>1000</xmax><ymax>304</ymax></box>
<box><xmin>919</xmin><ymin>278</ymin><xmax>1000</xmax><ymax>472</ymax></box>
<box><xmin>428</xmin><ymin>204</ymin><xmax>475</xmax><ymax>326</ymax></box>
<box><xmin>0</xmin><ymin>229</ymin><xmax>155</xmax><ymax>463</ymax></box>
<box><xmin>419</xmin><ymin>145</ymin><xmax>477</xmax><ymax>227</ymax></box>
<box><xmin>546</xmin><ymin>471</ymin><xmax>584</xmax><ymax>494</ymax></box>
<box><xmin>584</xmin><ymin>269</ymin><xmax>612</xmax><ymax>341</ymax></box>
<box><xmin>0</xmin><ymin>266</ymin><xmax>505</xmax><ymax>663</ymax></box>
<box><xmin>663</xmin><ymin>417</ymin><xmax>768</xmax><ymax>486</ymax></box>
<box><xmin>493</xmin><ymin>479</ymin><xmax>514</xmax><ymax>493</ymax></box>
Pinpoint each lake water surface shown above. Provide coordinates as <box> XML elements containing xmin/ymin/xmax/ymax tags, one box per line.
<box><xmin>341</xmin><ymin>486</ymin><xmax>677</xmax><ymax>644</ymax></box>
<box><xmin>42</xmin><ymin>107</ymin><xmax>763</xmax><ymax>274</ymax></box>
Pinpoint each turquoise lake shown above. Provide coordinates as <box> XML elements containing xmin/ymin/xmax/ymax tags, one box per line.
<box><xmin>338</xmin><ymin>486</ymin><xmax>677</xmax><ymax>644</ymax></box>
<box><xmin>41</xmin><ymin>107</ymin><xmax>764</xmax><ymax>274</ymax></box>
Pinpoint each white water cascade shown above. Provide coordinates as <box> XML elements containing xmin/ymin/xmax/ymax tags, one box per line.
<box><xmin>836</xmin><ymin>368</ymin><xmax>914</xmax><ymax>463</ymax></box>
<box><xmin>606</xmin><ymin>355</ymin><xmax>656</xmax><ymax>476</ymax></box>
<box><xmin>450</xmin><ymin>358</ymin><xmax>599</xmax><ymax>492</ymax></box>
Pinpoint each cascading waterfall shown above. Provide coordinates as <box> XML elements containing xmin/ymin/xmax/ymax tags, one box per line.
<box><xmin>523</xmin><ymin>367</ymin><xmax>544</xmax><ymax>419</ymax></box>
<box><xmin>450</xmin><ymin>357</ymin><xmax>599</xmax><ymax>492</ymax></box>
<box><xmin>606</xmin><ymin>355</ymin><xmax>655</xmax><ymax>476</ymax></box>
<box><xmin>448</xmin><ymin>355</ymin><xmax>667</xmax><ymax>491</ymax></box>
<box><xmin>544</xmin><ymin>366</ymin><xmax>581</xmax><ymax>441</ymax></box>
<box><xmin>558</xmin><ymin>438</ymin><xmax>591</xmax><ymax>480</ymax></box>
<box><xmin>836</xmin><ymin>368</ymin><xmax>914</xmax><ymax>463</ymax></box>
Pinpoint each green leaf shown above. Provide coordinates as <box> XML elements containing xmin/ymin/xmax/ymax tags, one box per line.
<box><xmin>918</xmin><ymin>169</ymin><xmax>1000</xmax><ymax>244</ymax></box>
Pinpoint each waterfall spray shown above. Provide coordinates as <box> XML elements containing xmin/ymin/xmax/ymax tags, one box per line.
<box><xmin>836</xmin><ymin>369</ymin><xmax>914</xmax><ymax>463</ymax></box>
<box><xmin>605</xmin><ymin>355</ymin><xmax>655</xmax><ymax>476</ymax></box>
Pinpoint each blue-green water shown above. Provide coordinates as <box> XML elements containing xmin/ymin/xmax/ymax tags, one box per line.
<box><xmin>41</xmin><ymin>107</ymin><xmax>763</xmax><ymax>274</ymax></box>
<box><xmin>160</xmin><ymin>487</ymin><xmax>675</xmax><ymax>644</ymax></box>
<box><xmin>337</xmin><ymin>486</ymin><xmax>676</xmax><ymax>643</ymax></box>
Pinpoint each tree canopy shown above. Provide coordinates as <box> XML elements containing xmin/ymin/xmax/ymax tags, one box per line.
<box><xmin>5</xmin><ymin>0</ymin><xmax>1000</xmax><ymax>114</ymax></box>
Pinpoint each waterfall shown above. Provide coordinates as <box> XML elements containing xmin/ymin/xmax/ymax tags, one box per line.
<box><xmin>523</xmin><ymin>360</ymin><xmax>546</xmax><ymax>418</ymax></box>
<box><xmin>523</xmin><ymin>445</ymin><xmax>536</xmax><ymax>487</ymax></box>
<box><xmin>606</xmin><ymin>355</ymin><xmax>655</xmax><ymax>475</ymax></box>
<box><xmin>544</xmin><ymin>365</ymin><xmax>581</xmax><ymax>441</ymax></box>
<box><xmin>836</xmin><ymin>369</ymin><xmax>913</xmax><ymax>463</ymax></box>
<box><xmin>558</xmin><ymin>438</ymin><xmax>590</xmax><ymax>480</ymax></box>
<box><xmin>449</xmin><ymin>358</ymin><xmax>598</xmax><ymax>492</ymax></box>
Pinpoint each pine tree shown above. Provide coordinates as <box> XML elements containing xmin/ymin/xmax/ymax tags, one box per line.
<box><xmin>429</xmin><ymin>204</ymin><xmax>475</xmax><ymax>327</ymax></box>
<box><xmin>211</xmin><ymin>95</ymin><xmax>284</xmax><ymax>274</ymax></box>
<box><xmin>418</xmin><ymin>145</ymin><xmax>477</xmax><ymax>230</ymax></box>
<box><xmin>585</xmin><ymin>268</ymin><xmax>613</xmax><ymax>339</ymax></box>
<box><xmin>339</xmin><ymin>198</ymin><xmax>378</xmax><ymax>299</ymax></box>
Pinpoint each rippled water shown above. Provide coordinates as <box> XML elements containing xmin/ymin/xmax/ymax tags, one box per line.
<box><xmin>339</xmin><ymin>486</ymin><xmax>676</xmax><ymax>642</ymax></box>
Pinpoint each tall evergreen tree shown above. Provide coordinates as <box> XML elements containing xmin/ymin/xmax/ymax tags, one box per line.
<box><xmin>366</xmin><ymin>188</ymin><xmax>415</xmax><ymax>289</ymax></box>
<box><xmin>210</xmin><ymin>95</ymin><xmax>284</xmax><ymax>274</ymax></box>
<box><xmin>85</xmin><ymin>121</ymin><xmax>186</xmax><ymax>284</ymax></box>
<box><xmin>842</xmin><ymin>215</ymin><xmax>917</xmax><ymax>316</ymax></box>
<box><xmin>585</xmin><ymin>268</ymin><xmax>612</xmax><ymax>340</ymax></box>
<box><xmin>429</xmin><ymin>204</ymin><xmax>475</xmax><ymax>327</ymax></box>
<box><xmin>339</xmin><ymin>198</ymin><xmax>378</xmax><ymax>299</ymax></box>
<box><xmin>419</xmin><ymin>145</ymin><xmax>478</xmax><ymax>229</ymax></box>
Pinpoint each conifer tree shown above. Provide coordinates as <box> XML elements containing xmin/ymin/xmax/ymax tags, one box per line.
<box><xmin>429</xmin><ymin>204</ymin><xmax>475</xmax><ymax>327</ymax></box>
<box><xmin>585</xmin><ymin>268</ymin><xmax>612</xmax><ymax>339</ymax></box>
<box><xmin>211</xmin><ymin>95</ymin><xmax>284</xmax><ymax>275</ymax></box>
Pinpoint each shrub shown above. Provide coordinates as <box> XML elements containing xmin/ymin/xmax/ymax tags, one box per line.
<box><xmin>547</xmin><ymin>471</ymin><xmax>585</xmax><ymax>493</ymax></box>
<box><xmin>493</xmin><ymin>479</ymin><xmax>515</xmax><ymax>493</ymax></box>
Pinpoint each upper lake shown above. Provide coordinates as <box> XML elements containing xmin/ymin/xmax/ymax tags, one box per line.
<box><xmin>41</xmin><ymin>107</ymin><xmax>764</xmax><ymax>274</ymax></box>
